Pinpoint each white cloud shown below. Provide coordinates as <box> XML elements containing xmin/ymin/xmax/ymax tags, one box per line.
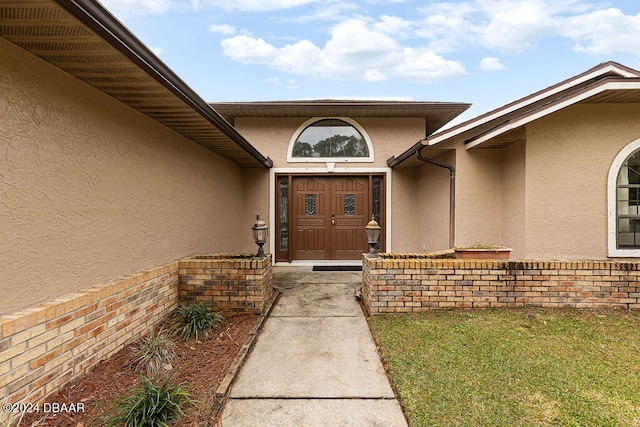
<box><xmin>100</xmin><ymin>0</ymin><xmax>319</xmax><ymax>13</ymax></box>
<box><xmin>221</xmin><ymin>18</ymin><xmax>466</xmax><ymax>83</ymax></box>
<box><xmin>208</xmin><ymin>24</ymin><xmax>236</xmax><ymax>36</ymax></box>
<box><xmin>198</xmin><ymin>0</ymin><xmax>319</xmax><ymax>12</ymax></box>
<box><xmin>393</xmin><ymin>48</ymin><xmax>467</xmax><ymax>83</ymax></box>
<box><xmin>479</xmin><ymin>57</ymin><xmax>505</xmax><ymax>71</ymax></box>
<box><xmin>99</xmin><ymin>0</ymin><xmax>175</xmax><ymax>14</ymax></box>
<box><xmin>416</xmin><ymin>0</ymin><xmax>585</xmax><ymax>54</ymax></box>
<box><xmin>562</xmin><ymin>8</ymin><xmax>640</xmax><ymax>55</ymax></box>
<box><xmin>221</xmin><ymin>36</ymin><xmax>279</xmax><ymax>63</ymax></box>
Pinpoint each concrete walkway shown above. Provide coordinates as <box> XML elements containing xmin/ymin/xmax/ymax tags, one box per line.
<box><xmin>220</xmin><ymin>267</ymin><xmax>408</xmax><ymax>426</ymax></box>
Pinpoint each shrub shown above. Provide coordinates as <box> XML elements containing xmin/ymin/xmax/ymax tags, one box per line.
<box><xmin>131</xmin><ymin>328</ymin><xmax>176</xmax><ymax>377</ymax></box>
<box><xmin>103</xmin><ymin>374</ymin><xmax>195</xmax><ymax>427</ymax></box>
<box><xmin>170</xmin><ymin>303</ymin><xmax>224</xmax><ymax>341</ymax></box>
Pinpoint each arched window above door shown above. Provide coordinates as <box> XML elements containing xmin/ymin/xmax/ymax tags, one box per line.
<box><xmin>287</xmin><ymin>118</ymin><xmax>374</xmax><ymax>162</ymax></box>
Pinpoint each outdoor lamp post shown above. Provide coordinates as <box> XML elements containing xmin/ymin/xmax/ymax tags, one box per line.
<box><xmin>252</xmin><ymin>215</ymin><xmax>269</xmax><ymax>258</ymax></box>
<box><xmin>365</xmin><ymin>215</ymin><xmax>381</xmax><ymax>257</ymax></box>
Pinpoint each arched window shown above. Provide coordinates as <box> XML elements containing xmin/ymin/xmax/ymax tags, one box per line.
<box><xmin>608</xmin><ymin>138</ymin><xmax>640</xmax><ymax>256</ymax></box>
<box><xmin>288</xmin><ymin>118</ymin><xmax>374</xmax><ymax>162</ymax></box>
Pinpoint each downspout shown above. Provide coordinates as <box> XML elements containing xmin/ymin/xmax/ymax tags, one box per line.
<box><xmin>416</xmin><ymin>144</ymin><xmax>456</xmax><ymax>249</ymax></box>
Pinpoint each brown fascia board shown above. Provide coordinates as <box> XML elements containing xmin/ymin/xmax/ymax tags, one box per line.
<box><xmin>464</xmin><ymin>76</ymin><xmax>640</xmax><ymax>148</ymax></box>
<box><xmin>387</xmin><ymin>69</ymin><xmax>640</xmax><ymax>168</ymax></box>
<box><xmin>53</xmin><ymin>0</ymin><xmax>273</xmax><ymax>169</ymax></box>
<box><xmin>425</xmin><ymin>61</ymin><xmax>640</xmax><ymax>147</ymax></box>
<box><xmin>387</xmin><ymin>141</ymin><xmax>425</xmax><ymax>168</ymax></box>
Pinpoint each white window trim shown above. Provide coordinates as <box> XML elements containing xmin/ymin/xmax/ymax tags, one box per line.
<box><xmin>286</xmin><ymin>117</ymin><xmax>375</xmax><ymax>163</ymax></box>
<box><xmin>608</xmin><ymin>137</ymin><xmax>640</xmax><ymax>257</ymax></box>
<box><xmin>269</xmin><ymin>167</ymin><xmax>392</xmax><ymax>259</ymax></box>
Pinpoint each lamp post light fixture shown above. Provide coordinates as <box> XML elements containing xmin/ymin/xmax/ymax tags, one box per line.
<box><xmin>365</xmin><ymin>215</ymin><xmax>381</xmax><ymax>257</ymax></box>
<box><xmin>252</xmin><ymin>214</ymin><xmax>269</xmax><ymax>258</ymax></box>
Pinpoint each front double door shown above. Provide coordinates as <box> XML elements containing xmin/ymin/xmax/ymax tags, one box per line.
<box><xmin>292</xmin><ymin>176</ymin><xmax>369</xmax><ymax>260</ymax></box>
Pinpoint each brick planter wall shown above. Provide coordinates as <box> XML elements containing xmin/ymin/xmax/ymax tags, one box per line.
<box><xmin>362</xmin><ymin>254</ymin><xmax>640</xmax><ymax>315</ymax></box>
<box><xmin>0</xmin><ymin>262</ymin><xmax>179</xmax><ymax>405</ymax></box>
<box><xmin>0</xmin><ymin>253</ymin><xmax>273</xmax><ymax>409</ymax></box>
<box><xmin>178</xmin><ymin>254</ymin><xmax>274</xmax><ymax>316</ymax></box>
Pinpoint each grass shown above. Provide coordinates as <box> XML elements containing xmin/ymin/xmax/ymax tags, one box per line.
<box><xmin>369</xmin><ymin>309</ymin><xmax>640</xmax><ymax>427</ymax></box>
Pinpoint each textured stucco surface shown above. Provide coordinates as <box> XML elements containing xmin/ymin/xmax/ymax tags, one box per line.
<box><xmin>0</xmin><ymin>38</ymin><xmax>245</xmax><ymax>315</ymax></box>
<box><xmin>455</xmin><ymin>139</ymin><xmax>502</xmax><ymax>248</ymax></box>
<box><xmin>234</xmin><ymin>116</ymin><xmax>426</xmax><ymax>168</ymax></box>
<box><xmin>500</xmin><ymin>141</ymin><xmax>526</xmax><ymax>259</ymax></box>
<box><xmin>417</xmin><ymin>151</ymin><xmax>455</xmax><ymax>252</ymax></box>
<box><xmin>525</xmin><ymin>104</ymin><xmax>640</xmax><ymax>259</ymax></box>
<box><xmin>390</xmin><ymin>168</ymin><xmax>418</xmax><ymax>252</ymax></box>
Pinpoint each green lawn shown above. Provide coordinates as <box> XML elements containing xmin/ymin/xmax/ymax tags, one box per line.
<box><xmin>369</xmin><ymin>309</ymin><xmax>640</xmax><ymax>427</ymax></box>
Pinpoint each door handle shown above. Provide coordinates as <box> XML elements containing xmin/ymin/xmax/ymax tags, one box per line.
<box><xmin>331</xmin><ymin>213</ymin><xmax>335</xmax><ymax>225</ymax></box>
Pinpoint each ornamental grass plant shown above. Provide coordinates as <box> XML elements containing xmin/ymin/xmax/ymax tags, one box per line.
<box><xmin>170</xmin><ymin>303</ymin><xmax>224</xmax><ymax>341</ymax></box>
<box><xmin>103</xmin><ymin>373</ymin><xmax>196</xmax><ymax>427</ymax></box>
<box><xmin>131</xmin><ymin>327</ymin><xmax>176</xmax><ymax>377</ymax></box>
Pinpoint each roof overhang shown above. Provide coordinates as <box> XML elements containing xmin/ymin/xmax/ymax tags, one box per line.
<box><xmin>210</xmin><ymin>100</ymin><xmax>471</xmax><ymax>136</ymax></box>
<box><xmin>388</xmin><ymin>62</ymin><xmax>640</xmax><ymax>168</ymax></box>
<box><xmin>427</xmin><ymin>62</ymin><xmax>640</xmax><ymax>146</ymax></box>
<box><xmin>465</xmin><ymin>78</ymin><xmax>640</xmax><ymax>149</ymax></box>
<box><xmin>0</xmin><ymin>0</ymin><xmax>272</xmax><ymax>168</ymax></box>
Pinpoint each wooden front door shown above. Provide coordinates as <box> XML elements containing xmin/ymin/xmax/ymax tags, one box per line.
<box><xmin>291</xmin><ymin>176</ymin><xmax>370</xmax><ymax>260</ymax></box>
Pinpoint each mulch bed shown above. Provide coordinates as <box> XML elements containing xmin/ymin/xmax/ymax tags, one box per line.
<box><xmin>21</xmin><ymin>313</ymin><xmax>259</xmax><ymax>426</ymax></box>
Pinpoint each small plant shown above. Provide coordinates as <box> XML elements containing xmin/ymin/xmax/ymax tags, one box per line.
<box><xmin>170</xmin><ymin>303</ymin><xmax>224</xmax><ymax>341</ymax></box>
<box><xmin>103</xmin><ymin>373</ymin><xmax>196</xmax><ymax>427</ymax></box>
<box><xmin>131</xmin><ymin>327</ymin><xmax>176</xmax><ymax>376</ymax></box>
<box><xmin>455</xmin><ymin>242</ymin><xmax>498</xmax><ymax>250</ymax></box>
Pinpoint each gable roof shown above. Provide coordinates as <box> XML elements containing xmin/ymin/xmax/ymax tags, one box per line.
<box><xmin>0</xmin><ymin>0</ymin><xmax>272</xmax><ymax>168</ymax></box>
<box><xmin>388</xmin><ymin>61</ymin><xmax>640</xmax><ymax>167</ymax></box>
<box><xmin>210</xmin><ymin>100</ymin><xmax>471</xmax><ymax>136</ymax></box>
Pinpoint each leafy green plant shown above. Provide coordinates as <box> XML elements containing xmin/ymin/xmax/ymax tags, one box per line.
<box><xmin>170</xmin><ymin>303</ymin><xmax>224</xmax><ymax>341</ymax></box>
<box><xmin>131</xmin><ymin>327</ymin><xmax>176</xmax><ymax>376</ymax></box>
<box><xmin>103</xmin><ymin>373</ymin><xmax>196</xmax><ymax>427</ymax></box>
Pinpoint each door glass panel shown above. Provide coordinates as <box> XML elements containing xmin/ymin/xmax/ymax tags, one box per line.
<box><xmin>373</xmin><ymin>178</ymin><xmax>381</xmax><ymax>249</ymax></box>
<box><xmin>306</xmin><ymin>194</ymin><xmax>316</xmax><ymax>215</ymax></box>
<box><xmin>279</xmin><ymin>179</ymin><xmax>288</xmax><ymax>251</ymax></box>
<box><xmin>344</xmin><ymin>194</ymin><xmax>355</xmax><ymax>215</ymax></box>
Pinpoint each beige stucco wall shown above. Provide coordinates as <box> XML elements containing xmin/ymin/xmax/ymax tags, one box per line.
<box><xmin>391</xmin><ymin>168</ymin><xmax>419</xmax><ymax>252</ymax></box>
<box><xmin>524</xmin><ymin>103</ymin><xmax>640</xmax><ymax>259</ymax></box>
<box><xmin>234</xmin><ymin>117</ymin><xmax>425</xmax><ymax>168</ymax></box>
<box><xmin>416</xmin><ymin>151</ymin><xmax>455</xmax><ymax>252</ymax></box>
<box><xmin>454</xmin><ymin>140</ymin><xmax>503</xmax><ymax>248</ymax></box>
<box><xmin>242</xmin><ymin>169</ymin><xmax>271</xmax><ymax>253</ymax></box>
<box><xmin>500</xmin><ymin>141</ymin><xmax>526</xmax><ymax>258</ymax></box>
<box><xmin>0</xmin><ymin>37</ymin><xmax>246</xmax><ymax>315</ymax></box>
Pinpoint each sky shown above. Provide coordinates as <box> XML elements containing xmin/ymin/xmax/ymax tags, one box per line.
<box><xmin>98</xmin><ymin>0</ymin><xmax>640</xmax><ymax>126</ymax></box>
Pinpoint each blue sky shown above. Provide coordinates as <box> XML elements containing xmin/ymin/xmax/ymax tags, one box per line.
<box><xmin>100</xmin><ymin>0</ymin><xmax>640</xmax><ymax>125</ymax></box>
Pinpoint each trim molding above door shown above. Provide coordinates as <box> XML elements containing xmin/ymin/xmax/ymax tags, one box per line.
<box><xmin>269</xmin><ymin>167</ymin><xmax>392</xmax><ymax>263</ymax></box>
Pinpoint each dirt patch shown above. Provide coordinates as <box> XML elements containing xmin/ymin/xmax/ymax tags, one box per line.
<box><xmin>21</xmin><ymin>314</ymin><xmax>258</xmax><ymax>426</ymax></box>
